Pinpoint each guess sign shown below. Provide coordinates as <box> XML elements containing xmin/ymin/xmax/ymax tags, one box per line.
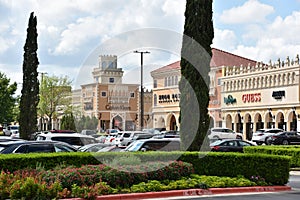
<box><xmin>242</xmin><ymin>93</ymin><xmax>261</xmax><ymax>103</ymax></box>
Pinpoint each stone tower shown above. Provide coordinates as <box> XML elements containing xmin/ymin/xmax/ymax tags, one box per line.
<box><xmin>92</xmin><ymin>55</ymin><xmax>124</xmax><ymax>84</ymax></box>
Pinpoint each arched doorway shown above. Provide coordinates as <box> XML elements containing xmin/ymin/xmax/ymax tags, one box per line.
<box><xmin>112</xmin><ymin>115</ymin><xmax>123</xmax><ymax>130</ymax></box>
<box><xmin>169</xmin><ymin>115</ymin><xmax>177</xmax><ymax>130</ymax></box>
<box><xmin>277</xmin><ymin>112</ymin><xmax>285</xmax><ymax>130</ymax></box>
<box><xmin>225</xmin><ymin>114</ymin><xmax>233</xmax><ymax>130</ymax></box>
<box><xmin>254</xmin><ymin>113</ymin><xmax>263</xmax><ymax>132</ymax></box>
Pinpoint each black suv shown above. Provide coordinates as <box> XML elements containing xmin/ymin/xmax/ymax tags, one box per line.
<box><xmin>0</xmin><ymin>140</ymin><xmax>78</xmax><ymax>154</ymax></box>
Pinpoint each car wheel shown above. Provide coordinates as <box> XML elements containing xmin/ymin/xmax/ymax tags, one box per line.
<box><xmin>265</xmin><ymin>137</ymin><xmax>272</xmax><ymax>145</ymax></box>
<box><xmin>282</xmin><ymin>140</ymin><xmax>289</xmax><ymax>145</ymax></box>
<box><xmin>213</xmin><ymin>136</ymin><xmax>220</xmax><ymax>139</ymax></box>
<box><xmin>256</xmin><ymin>142</ymin><xmax>262</xmax><ymax>145</ymax></box>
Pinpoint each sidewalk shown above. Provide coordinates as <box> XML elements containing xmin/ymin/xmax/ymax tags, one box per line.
<box><xmin>67</xmin><ymin>185</ymin><xmax>290</xmax><ymax>200</ymax></box>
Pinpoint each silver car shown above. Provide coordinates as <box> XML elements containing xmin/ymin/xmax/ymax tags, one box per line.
<box><xmin>208</xmin><ymin>128</ymin><xmax>243</xmax><ymax>140</ymax></box>
<box><xmin>251</xmin><ymin>128</ymin><xmax>283</xmax><ymax>145</ymax></box>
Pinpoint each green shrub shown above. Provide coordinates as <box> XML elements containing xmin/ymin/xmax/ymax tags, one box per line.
<box><xmin>0</xmin><ymin>151</ymin><xmax>291</xmax><ymax>186</ymax></box>
<box><xmin>244</xmin><ymin>146</ymin><xmax>300</xmax><ymax>168</ymax></box>
<box><xmin>178</xmin><ymin>151</ymin><xmax>290</xmax><ymax>185</ymax></box>
<box><xmin>41</xmin><ymin>161</ymin><xmax>194</xmax><ymax>189</ymax></box>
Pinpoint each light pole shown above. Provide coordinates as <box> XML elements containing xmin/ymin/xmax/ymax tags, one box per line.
<box><xmin>134</xmin><ymin>50</ymin><xmax>150</xmax><ymax>131</ymax></box>
<box><xmin>38</xmin><ymin>72</ymin><xmax>48</xmax><ymax>131</ymax></box>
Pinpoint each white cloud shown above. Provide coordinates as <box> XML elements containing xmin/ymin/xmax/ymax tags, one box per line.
<box><xmin>212</xmin><ymin>28</ymin><xmax>237</xmax><ymax>51</ymax></box>
<box><xmin>162</xmin><ymin>0</ymin><xmax>185</xmax><ymax>16</ymax></box>
<box><xmin>222</xmin><ymin>9</ymin><xmax>300</xmax><ymax>63</ymax></box>
<box><xmin>220</xmin><ymin>0</ymin><xmax>274</xmax><ymax>24</ymax></box>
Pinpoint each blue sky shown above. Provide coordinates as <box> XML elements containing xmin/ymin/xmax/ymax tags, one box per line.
<box><xmin>0</xmin><ymin>0</ymin><xmax>299</xmax><ymax>94</ymax></box>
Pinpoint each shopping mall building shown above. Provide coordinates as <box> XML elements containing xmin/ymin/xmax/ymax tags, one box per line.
<box><xmin>73</xmin><ymin>49</ymin><xmax>300</xmax><ymax>139</ymax></box>
<box><xmin>72</xmin><ymin>55</ymin><xmax>153</xmax><ymax>131</ymax></box>
<box><xmin>151</xmin><ymin>49</ymin><xmax>300</xmax><ymax>140</ymax></box>
<box><xmin>221</xmin><ymin>55</ymin><xmax>300</xmax><ymax>140</ymax></box>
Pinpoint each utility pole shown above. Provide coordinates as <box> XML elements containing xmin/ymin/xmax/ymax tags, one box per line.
<box><xmin>133</xmin><ymin>50</ymin><xmax>150</xmax><ymax>131</ymax></box>
<box><xmin>38</xmin><ymin>72</ymin><xmax>47</xmax><ymax>131</ymax></box>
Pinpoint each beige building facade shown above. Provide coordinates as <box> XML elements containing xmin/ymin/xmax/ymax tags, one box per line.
<box><xmin>221</xmin><ymin>55</ymin><xmax>300</xmax><ymax>140</ymax></box>
<box><xmin>151</xmin><ymin>61</ymin><xmax>181</xmax><ymax>131</ymax></box>
<box><xmin>72</xmin><ymin>55</ymin><xmax>153</xmax><ymax>131</ymax></box>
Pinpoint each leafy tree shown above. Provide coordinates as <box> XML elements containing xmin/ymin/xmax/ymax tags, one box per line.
<box><xmin>61</xmin><ymin>113</ymin><xmax>76</xmax><ymax>131</ymax></box>
<box><xmin>179</xmin><ymin>0</ymin><xmax>214</xmax><ymax>151</ymax></box>
<box><xmin>0</xmin><ymin>72</ymin><xmax>17</xmax><ymax>124</ymax></box>
<box><xmin>38</xmin><ymin>75</ymin><xmax>72</xmax><ymax>130</ymax></box>
<box><xmin>19</xmin><ymin>12</ymin><xmax>40</xmax><ymax>139</ymax></box>
<box><xmin>75</xmin><ymin>115</ymin><xmax>98</xmax><ymax>132</ymax></box>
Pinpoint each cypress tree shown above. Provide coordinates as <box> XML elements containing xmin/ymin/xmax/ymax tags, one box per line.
<box><xmin>19</xmin><ymin>12</ymin><xmax>40</xmax><ymax>139</ymax></box>
<box><xmin>179</xmin><ymin>0</ymin><xmax>214</xmax><ymax>151</ymax></box>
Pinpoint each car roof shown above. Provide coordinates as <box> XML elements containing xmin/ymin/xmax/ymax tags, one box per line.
<box><xmin>0</xmin><ymin>140</ymin><xmax>72</xmax><ymax>147</ymax></box>
<box><xmin>37</xmin><ymin>133</ymin><xmax>94</xmax><ymax>138</ymax></box>
<box><xmin>136</xmin><ymin>138</ymin><xmax>180</xmax><ymax>142</ymax></box>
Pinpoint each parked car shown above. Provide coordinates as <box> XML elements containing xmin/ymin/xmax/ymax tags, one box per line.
<box><xmin>36</xmin><ymin>133</ymin><xmax>97</xmax><ymax>148</ymax></box>
<box><xmin>251</xmin><ymin>128</ymin><xmax>283</xmax><ymax>145</ymax></box>
<box><xmin>49</xmin><ymin>130</ymin><xmax>76</xmax><ymax>133</ymax></box>
<box><xmin>118</xmin><ymin>131</ymin><xmax>150</xmax><ymax>146</ymax></box>
<box><xmin>0</xmin><ymin>140</ymin><xmax>78</xmax><ymax>154</ymax></box>
<box><xmin>0</xmin><ymin>136</ymin><xmax>24</xmax><ymax>142</ymax></box>
<box><xmin>269</xmin><ymin>131</ymin><xmax>300</xmax><ymax>145</ymax></box>
<box><xmin>207</xmin><ymin>128</ymin><xmax>243</xmax><ymax>140</ymax></box>
<box><xmin>80</xmin><ymin>129</ymin><xmax>100</xmax><ymax>139</ymax></box>
<box><xmin>78</xmin><ymin>143</ymin><xmax>109</xmax><ymax>152</ymax></box>
<box><xmin>124</xmin><ymin>138</ymin><xmax>181</xmax><ymax>152</ymax></box>
<box><xmin>210</xmin><ymin>139</ymin><xmax>256</xmax><ymax>153</ymax></box>
<box><xmin>3</xmin><ymin>125</ymin><xmax>19</xmax><ymax>136</ymax></box>
<box><xmin>127</xmin><ymin>133</ymin><xmax>156</xmax><ymax>145</ymax></box>
<box><xmin>105</xmin><ymin>129</ymin><xmax>119</xmax><ymax>134</ymax></box>
<box><xmin>97</xmin><ymin>145</ymin><xmax>125</xmax><ymax>152</ymax></box>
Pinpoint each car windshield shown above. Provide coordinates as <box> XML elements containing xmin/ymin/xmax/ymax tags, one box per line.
<box><xmin>124</xmin><ymin>141</ymin><xmax>144</xmax><ymax>151</ymax></box>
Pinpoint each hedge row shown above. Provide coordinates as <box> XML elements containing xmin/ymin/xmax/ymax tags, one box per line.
<box><xmin>0</xmin><ymin>151</ymin><xmax>291</xmax><ymax>185</ymax></box>
<box><xmin>244</xmin><ymin>145</ymin><xmax>300</xmax><ymax>168</ymax></box>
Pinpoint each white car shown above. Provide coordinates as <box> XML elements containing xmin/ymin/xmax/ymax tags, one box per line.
<box><xmin>118</xmin><ymin>131</ymin><xmax>149</xmax><ymax>146</ymax></box>
<box><xmin>36</xmin><ymin>133</ymin><xmax>97</xmax><ymax>148</ymax></box>
<box><xmin>251</xmin><ymin>128</ymin><xmax>283</xmax><ymax>145</ymax></box>
<box><xmin>208</xmin><ymin>128</ymin><xmax>243</xmax><ymax>140</ymax></box>
<box><xmin>3</xmin><ymin>125</ymin><xmax>19</xmax><ymax>136</ymax></box>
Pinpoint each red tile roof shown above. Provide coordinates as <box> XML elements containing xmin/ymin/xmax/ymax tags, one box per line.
<box><xmin>210</xmin><ymin>48</ymin><xmax>257</xmax><ymax>67</ymax></box>
<box><xmin>152</xmin><ymin>48</ymin><xmax>257</xmax><ymax>73</ymax></box>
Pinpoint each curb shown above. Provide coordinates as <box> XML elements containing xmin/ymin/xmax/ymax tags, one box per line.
<box><xmin>64</xmin><ymin>185</ymin><xmax>291</xmax><ymax>200</ymax></box>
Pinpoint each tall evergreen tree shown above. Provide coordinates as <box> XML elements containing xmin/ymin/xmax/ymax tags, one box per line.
<box><xmin>19</xmin><ymin>12</ymin><xmax>40</xmax><ymax>139</ymax></box>
<box><xmin>179</xmin><ymin>0</ymin><xmax>214</xmax><ymax>151</ymax></box>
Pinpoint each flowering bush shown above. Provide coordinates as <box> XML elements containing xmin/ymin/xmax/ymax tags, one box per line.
<box><xmin>250</xmin><ymin>175</ymin><xmax>268</xmax><ymax>186</ymax></box>
<box><xmin>41</xmin><ymin>161</ymin><xmax>194</xmax><ymax>189</ymax></box>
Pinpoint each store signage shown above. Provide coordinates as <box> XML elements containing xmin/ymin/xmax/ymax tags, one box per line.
<box><xmin>159</xmin><ymin>93</ymin><xmax>180</xmax><ymax>103</ymax></box>
<box><xmin>242</xmin><ymin>93</ymin><xmax>261</xmax><ymax>103</ymax></box>
<box><xmin>272</xmin><ymin>90</ymin><xmax>285</xmax><ymax>100</ymax></box>
<box><xmin>105</xmin><ymin>104</ymin><xmax>130</xmax><ymax>110</ymax></box>
<box><xmin>224</xmin><ymin>95</ymin><xmax>236</xmax><ymax>105</ymax></box>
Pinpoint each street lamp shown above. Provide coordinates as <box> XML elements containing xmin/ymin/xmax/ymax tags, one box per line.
<box><xmin>134</xmin><ymin>50</ymin><xmax>150</xmax><ymax>131</ymax></box>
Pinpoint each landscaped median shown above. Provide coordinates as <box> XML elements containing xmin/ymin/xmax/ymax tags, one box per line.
<box><xmin>0</xmin><ymin>151</ymin><xmax>291</xmax><ymax>199</ymax></box>
<box><xmin>244</xmin><ymin>145</ymin><xmax>300</xmax><ymax>168</ymax></box>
